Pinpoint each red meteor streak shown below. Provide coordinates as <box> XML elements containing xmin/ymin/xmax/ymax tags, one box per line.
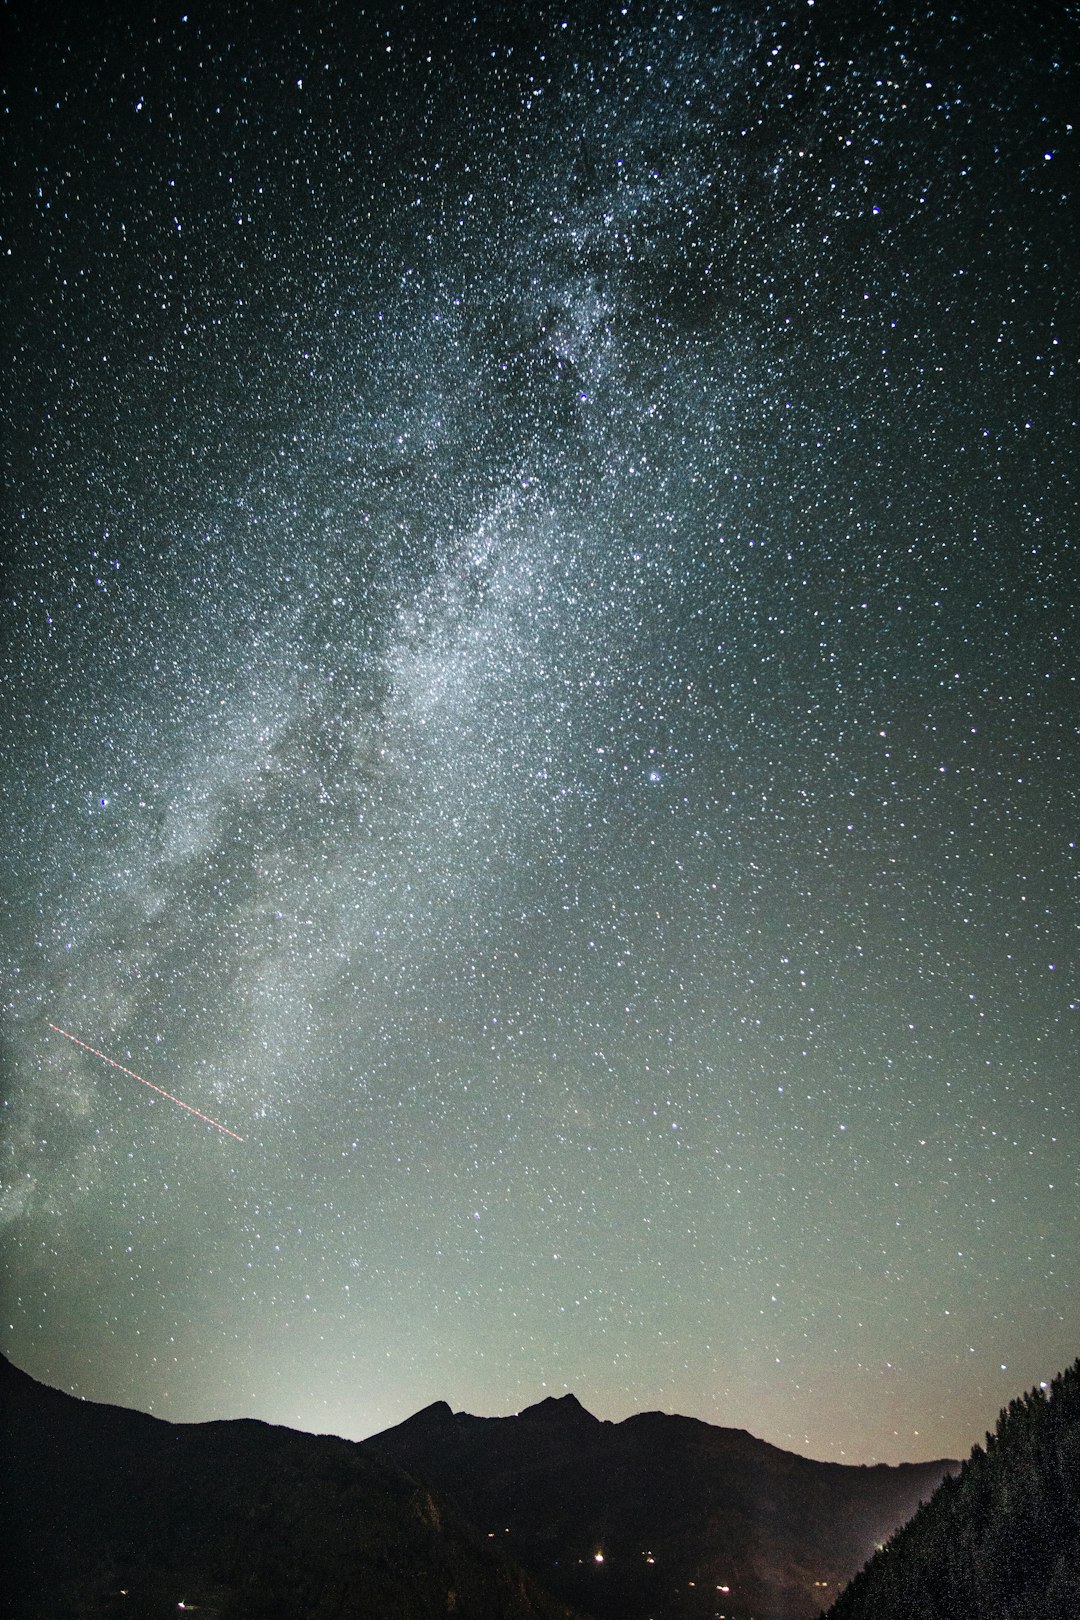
<box><xmin>48</xmin><ymin>1023</ymin><xmax>243</xmax><ymax>1141</ymax></box>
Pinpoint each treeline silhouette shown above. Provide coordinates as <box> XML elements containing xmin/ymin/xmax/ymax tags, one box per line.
<box><xmin>824</xmin><ymin>1359</ymin><xmax>1080</xmax><ymax>1620</ymax></box>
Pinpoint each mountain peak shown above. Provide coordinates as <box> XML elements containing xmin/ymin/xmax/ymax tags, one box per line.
<box><xmin>518</xmin><ymin>1392</ymin><xmax>597</xmax><ymax>1423</ymax></box>
<box><xmin>397</xmin><ymin>1399</ymin><xmax>454</xmax><ymax>1428</ymax></box>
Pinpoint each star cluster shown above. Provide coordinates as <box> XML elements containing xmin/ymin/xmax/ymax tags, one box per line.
<box><xmin>1</xmin><ymin>0</ymin><xmax>1076</xmax><ymax>1464</ymax></box>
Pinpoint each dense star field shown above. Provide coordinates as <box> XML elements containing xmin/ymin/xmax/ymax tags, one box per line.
<box><xmin>1</xmin><ymin>1</ymin><xmax>1075</xmax><ymax>1465</ymax></box>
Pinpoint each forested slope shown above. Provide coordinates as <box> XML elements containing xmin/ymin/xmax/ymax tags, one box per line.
<box><xmin>824</xmin><ymin>1361</ymin><xmax>1080</xmax><ymax>1620</ymax></box>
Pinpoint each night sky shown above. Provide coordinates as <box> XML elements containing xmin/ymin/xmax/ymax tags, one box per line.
<box><xmin>2</xmin><ymin>0</ymin><xmax>1076</xmax><ymax>1467</ymax></box>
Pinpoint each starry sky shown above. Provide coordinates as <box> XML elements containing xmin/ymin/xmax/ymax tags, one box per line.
<box><xmin>1</xmin><ymin>0</ymin><xmax>1076</xmax><ymax>1467</ymax></box>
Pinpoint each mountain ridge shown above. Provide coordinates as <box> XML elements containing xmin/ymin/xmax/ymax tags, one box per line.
<box><xmin>364</xmin><ymin>1384</ymin><xmax>957</xmax><ymax>1619</ymax></box>
<box><xmin>1</xmin><ymin>1351</ymin><xmax>959</xmax><ymax>1620</ymax></box>
<box><xmin>381</xmin><ymin>1386</ymin><xmax>949</xmax><ymax>1473</ymax></box>
<box><xmin>0</xmin><ymin>1351</ymin><xmax>586</xmax><ymax>1620</ymax></box>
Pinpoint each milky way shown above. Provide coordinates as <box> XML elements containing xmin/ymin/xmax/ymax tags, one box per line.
<box><xmin>2</xmin><ymin>1</ymin><xmax>1076</xmax><ymax>1463</ymax></box>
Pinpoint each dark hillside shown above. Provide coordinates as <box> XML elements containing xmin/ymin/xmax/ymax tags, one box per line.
<box><xmin>0</xmin><ymin>1353</ymin><xmax>585</xmax><ymax>1620</ymax></box>
<box><xmin>365</xmin><ymin>1392</ymin><xmax>956</xmax><ymax>1620</ymax></box>
<box><xmin>824</xmin><ymin>1360</ymin><xmax>1080</xmax><ymax>1620</ymax></box>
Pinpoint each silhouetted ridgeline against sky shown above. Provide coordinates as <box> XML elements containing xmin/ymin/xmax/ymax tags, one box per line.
<box><xmin>364</xmin><ymin>1388</ymin><xmax>956</xmax><ymax>1618</ymax></box>
<box><xmin>0</xmin><ymin>1351</ymin><xmax>582</xmax><ymax>1620</ymax></box>
<box><xmin>2</xmin><ymin>1350</ymin><xmax>1076</xmax><ymax>1617</ymax></box>
<box><xmin>2</xmin><ymin>1350</ymin><xmax>955</xmax><ymax>1620</ymax></box>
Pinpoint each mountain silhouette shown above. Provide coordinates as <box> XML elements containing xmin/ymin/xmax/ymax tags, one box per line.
<box><xmin>2</xmin><ymin>1351</ymin><xmax>975</xmax><ymax>1620</ymax></box>
<box><xmin>364</xmin><ymin>1392</ymin><xmax>957</xmax><ymax>1619</ymax></box>
<box><xmin>822</xmin><ymin>1359</ymin><xmax>1080</xmax><ymax>1620</ymax></box>
<box><xmin>0</xmin><ymin>1353</ymin><xmax>584</xmax><ymax>1620</ymax></box>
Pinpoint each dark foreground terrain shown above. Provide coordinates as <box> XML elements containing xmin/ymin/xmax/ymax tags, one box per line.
<box><xmin>3</xmin><ymin>1352</ymin><xmax>958</xmax><ymax>1619</ymax></box>
<box><xmin>0</xmin><ymin>1353</ymin><xmax>583</xmax><ymax>1620</ymax></box>
<box><xmin>365</xmin><ymin>1392</ymin><xmax>954</xmax><ymax>1619</ymax></box>
<box><xmin>823</xmin><ymin>1359</ymin><xmax>1080</xmax><ymax>1620</ymax></box>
